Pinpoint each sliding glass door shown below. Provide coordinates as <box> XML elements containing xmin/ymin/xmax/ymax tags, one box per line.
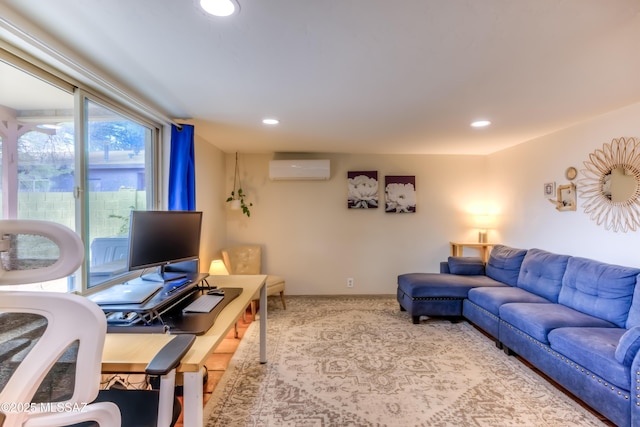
<box><xmin>85</xmin><ymin>99</ymin><xmax>151</xmax><ymax>288</ymax></box>
<box><xmin>0</xmin><ymin>60</ymin><xmax>75</xmax><ymax>291</ymax></box>
<box><xmin>0</xmin><ymin>55</ymin><xmax>161</xmax><ymax>292</ymax></box>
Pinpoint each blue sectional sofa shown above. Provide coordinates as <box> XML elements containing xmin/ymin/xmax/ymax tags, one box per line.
<box><xmin>397</xmin><ymin>245</ymin><xmax>640</xmax><ymax>427</ymax></box>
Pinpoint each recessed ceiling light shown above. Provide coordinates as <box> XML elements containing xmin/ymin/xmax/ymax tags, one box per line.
<box><xmin>200</xmin><ymin>0</ymin><xmax>238</xmax><ymax>17</ymax></box>
<box><xmin>262</xmin><ymin>118</ymin><xmax>279</xmax><ymax>125</ymax></box>
<box><xmin>471</xmin><ymin>120</ymin><xmax>491</xmax><ymax>128</ymax></box>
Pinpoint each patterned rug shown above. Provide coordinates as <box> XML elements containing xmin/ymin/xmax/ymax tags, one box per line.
<box><xmin>204</xmin><ymin>296</ymin><xmax>605</xmax><ymax>426</ymax></box>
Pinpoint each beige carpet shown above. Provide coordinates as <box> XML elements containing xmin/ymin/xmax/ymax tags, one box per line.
<box><xmin>204</xmin><ymin>296</ymin><xmax>605</xmax><ymax>427</ymax></box>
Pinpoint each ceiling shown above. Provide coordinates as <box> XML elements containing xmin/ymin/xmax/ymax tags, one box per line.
<box><xmin>1</xmin><ymin>0</ymin><xmax>640</xmax><ymax>155</ymax></box>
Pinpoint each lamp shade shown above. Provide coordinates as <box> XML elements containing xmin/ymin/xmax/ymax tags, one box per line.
<box><xmin>473</xmin><ymin>214</ymin><xmax>496</xmax><ymax>243</ymax></box>
<box><xmin>209</xmin><ymin>259</ymin><xmax>229</xmax><ymax>275</ymax></box>
<box><xmin>474</xmin><ymin>214</ymin><xmax>496</xmax><ymax>230</ymax></box>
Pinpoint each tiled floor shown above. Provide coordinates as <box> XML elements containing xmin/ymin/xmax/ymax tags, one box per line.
<box><xmin>173</xmin><ymin>309</ymin><xmax>254</xmax><ymax>427</ymax></box>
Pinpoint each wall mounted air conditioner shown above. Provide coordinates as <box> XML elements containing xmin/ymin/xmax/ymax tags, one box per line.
<box><xmin>269</xmin><ymin>159</ymin><xmax>330</xmax><ymax>180</ymax></box>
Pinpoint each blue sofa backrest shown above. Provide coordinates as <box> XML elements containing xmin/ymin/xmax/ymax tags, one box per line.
<box><xmin>485</xmin><ymin>245</ymin><xmax>527</xmax><ymax>286</ymax></box>
<box><xmin>516</xmin><ymin>248</ymin><xmax>570</xmax><ymax>303</ymax></box>
<box><xmin>559</xmin><ymin>257</ymin><xmax>640</xmax><ymax>328</ymax></box>
<box><xmin>624</xmin><ymin>278</ymin><xmax>640</xmax><ymax>328</ymax></box>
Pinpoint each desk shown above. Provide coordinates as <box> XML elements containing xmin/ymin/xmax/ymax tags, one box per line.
<box><xmin>449</xmin><ymin>242</ymin><xmax>496</xmax><ymax>263</ymax></box>
<box><xmin>102</xmin><ymin>274</ymin><xmax>267</xmax><ymax>427</ymax></box>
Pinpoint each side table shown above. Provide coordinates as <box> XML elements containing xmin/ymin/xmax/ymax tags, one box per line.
<box><xmin>449</xmin><ymin>242</ymin><xmax>496</xmax><ymax>263</ymax></box>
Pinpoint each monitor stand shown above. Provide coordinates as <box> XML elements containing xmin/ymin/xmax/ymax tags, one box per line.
<box><xmin>140</xmin><ymin>266</ymin><xmax>187</xmax><ymax>282</ymax></box>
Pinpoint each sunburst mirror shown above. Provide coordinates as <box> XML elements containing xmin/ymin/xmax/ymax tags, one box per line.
<box><xmin>578</xmin><ymin>137</ymin><xmax>640</xmax><ymax>232</ymax></box>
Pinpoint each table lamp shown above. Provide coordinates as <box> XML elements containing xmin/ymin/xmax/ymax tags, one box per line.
<box><xmin>474</xmin><ymin>214</ymin><xmax>495</xmax><ymax>243</ymax></box>
<box><xmin>209</xmin><ymin>259</ymin><xmax>229</xmax><ymax>275</ymax></box>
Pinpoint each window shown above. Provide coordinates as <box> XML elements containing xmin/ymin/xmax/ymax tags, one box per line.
<box><xmin>0</xmin><ymin>54</ymin><xmax>161</xmax><ymax>293</ymax></box>
<box><xmin>84</xmin><ymin>99</ymin><xmax>151</xmax><ymax>288</ymax></box>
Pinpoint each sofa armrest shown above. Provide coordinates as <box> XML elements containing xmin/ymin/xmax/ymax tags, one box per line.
<box><xmin>439</xmin><ymin>262</ymin><xmax>451</xmax><ymax>274</ymax></box>
<box><xmin>615</xmin><ymin>326</ymin><xmax>640</xmax><ymax>366</ymax></box>
<box><xmin>445</xmin><ymin>257</ymin><xmax>485</xmax><ymax>275</ymax></box>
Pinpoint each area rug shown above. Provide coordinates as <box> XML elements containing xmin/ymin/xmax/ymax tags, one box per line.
<box><xmin>204</xmin><ymin>296</ymin><xmax>605</xmax><ymax>426</ymax></box>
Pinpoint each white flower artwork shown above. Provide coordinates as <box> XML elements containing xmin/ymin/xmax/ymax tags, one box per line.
<box><xmin>385</xmin><ymin>176</ymin><xmax>416</xmax><ymax>213</ymax></box>
<box><xmin>348</xmin><ymin>171</ymin><xmax>378</xmax><ymax>209</ymax></box>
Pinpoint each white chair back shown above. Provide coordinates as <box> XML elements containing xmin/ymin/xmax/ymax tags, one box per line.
<box><xmin>0</xmin><ymin>220</ymin><xmax>120</xmax><ymax>427</ymax></box>
<box><xmin>0</xmin><ymin>220</ymin><xmax>84</xmax><ymax>286</ymax></box>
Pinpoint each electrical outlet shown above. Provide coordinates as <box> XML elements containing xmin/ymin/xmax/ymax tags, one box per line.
<box><xmin>347</xmin><ymin>278</ymin><xmax>354</xmax><ymax>288</ymax></box>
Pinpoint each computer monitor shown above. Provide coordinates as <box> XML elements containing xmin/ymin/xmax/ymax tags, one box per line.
<box><xmin>127</xmin><ymin>210</ymin><xmax>203</xmax><ymax>282</ymax></box>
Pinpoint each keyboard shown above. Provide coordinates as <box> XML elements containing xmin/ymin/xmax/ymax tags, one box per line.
<box><xmin>182</xmin><ymin>294</ymin><xmax>224</xmax><ymax>313</ymax></box>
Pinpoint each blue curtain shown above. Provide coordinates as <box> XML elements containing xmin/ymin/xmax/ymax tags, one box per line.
<box><xmin>168</xmin><ymin>124</ymin><xmax>196</xmax><ymax>211</ymax></box>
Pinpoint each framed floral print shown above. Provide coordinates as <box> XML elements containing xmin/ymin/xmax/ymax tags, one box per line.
<box><xmin>385</xmin><ymin>175</ymin><xmax>416</xmax><ymax>213</ymax></box>
<box><xmin>348</xmin><ymin>171</ymin><xmax>378</xmax><ymax>209</ymax></box>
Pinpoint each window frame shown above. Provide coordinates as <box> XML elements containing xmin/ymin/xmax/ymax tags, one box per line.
<box><xmin>0</xmin><ymin>48</ymin><xmax>166</xmax><ymax>294</ymax></box>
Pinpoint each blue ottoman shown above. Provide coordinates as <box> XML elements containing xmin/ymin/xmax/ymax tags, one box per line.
<box><xmin>397</xmin><ymin>272</ymin><xmax>507</xmax><ymax>324</ymax></box>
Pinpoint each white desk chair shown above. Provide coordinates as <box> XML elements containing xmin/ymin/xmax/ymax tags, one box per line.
<box><xmin>0</xmin><ymin>220</ymin><xmax>120</xmax><ymax>427</ymax></box>
<box><xmin>0</xmin><ymin>220</ymin><xmax>192</xmax><ymax>427</ymax></box>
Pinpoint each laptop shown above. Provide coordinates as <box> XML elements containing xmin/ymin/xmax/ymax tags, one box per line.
<box><xmin>88</xmin><ymin>282</ymin><xmax>163</xmax><ymax>305</ymax></box>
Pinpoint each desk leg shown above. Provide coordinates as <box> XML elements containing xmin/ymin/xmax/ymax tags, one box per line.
<box><xmin>260</xmin><ymin>280</ymin><xmax>267</xmax><ymax>364</ymax></box>
<box><xmin>183</xmin><ymin>370</ymin><xmax>203</xmax><ymax>427</ymax></box>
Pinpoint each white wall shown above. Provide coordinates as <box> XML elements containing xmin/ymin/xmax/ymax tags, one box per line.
<box><xmin>195</xmin><ymin>102</ymin><xmax>640</xmax><ymax>294</ymax></box>
<box><xmin>193</xmin><ymin>134</ymin><xmax>228</xmax><ymax>273</ymax></box>
<box><xmin>486</xmin><ymin>101</ymin><xmax>640</xmax><ymax>267</ymax></box>
<box><xmin>221</xmin><ymin>153</ymin><xmax>488</xmax><ymax>295</ymax></box>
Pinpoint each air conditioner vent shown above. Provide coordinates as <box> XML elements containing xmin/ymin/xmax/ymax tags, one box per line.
<box><xmin>269</xmin><ymin>159</ymin><xmax>330</xmax><ymax>180</ymax></box>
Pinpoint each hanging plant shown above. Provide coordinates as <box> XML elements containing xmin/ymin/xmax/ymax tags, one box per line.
<box><xmin>226</xmin><ymin>152</ymin><xmax>253</xmax><ymax>217</ymax></box>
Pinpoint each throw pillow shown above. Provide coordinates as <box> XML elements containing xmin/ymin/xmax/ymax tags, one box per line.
<box><xmin>447</xmin><ymin>257</ymin><xmax>485</xmax><ymax>275</ymax></box>
<box><xmin>615</xmin><ymin>326</ymin><xmax>640</xmax><ymax>366</ymax></box>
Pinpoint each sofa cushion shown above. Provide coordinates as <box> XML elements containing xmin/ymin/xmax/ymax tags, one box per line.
<box><xmin>397</xmin><ymin>273</ymin><xmax>506</xmax><ymax>299</ymax></box>
<box><xmin>516</xmin><ymin>248</ymin><xmax>570</xmax><ymax>302</ymax></box>
<box><xmin>467</xmin><ymin>287</ymin><xmax>549</xmax><ymax>316</ymax></box>
<box><xmin>499</xmin><ymin>302</ymin><xmax>617</xmax><ymax>344</ymax></box>
<box><xmin>615</xmin><ymin>326</ymin><xmax>640</xmax><ymax>366</ymax></box>
<box><xmin>558</xmin><ymin>257</ymin><xmax>640</xmax><ymax>328</ymax></box>
<box><xmin>548</xmin><ymin>327</ymin><xmax>628</xmax><ymax>391</ymax></box>
<box><xmin>484</xmin><ymin>245</ymin><xmax>527</xmax><ymax>286</ymax></box>
<box><xmin>447</xmin><ymin>257</ymin><xmax>485</xmax><ymax>275</ymax></box>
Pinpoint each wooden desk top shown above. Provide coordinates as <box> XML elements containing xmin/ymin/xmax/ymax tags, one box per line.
<box><xmin>102</xmin><ymin>274</ymin><xmax>266</xmax><ymax>373</ymax></box>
